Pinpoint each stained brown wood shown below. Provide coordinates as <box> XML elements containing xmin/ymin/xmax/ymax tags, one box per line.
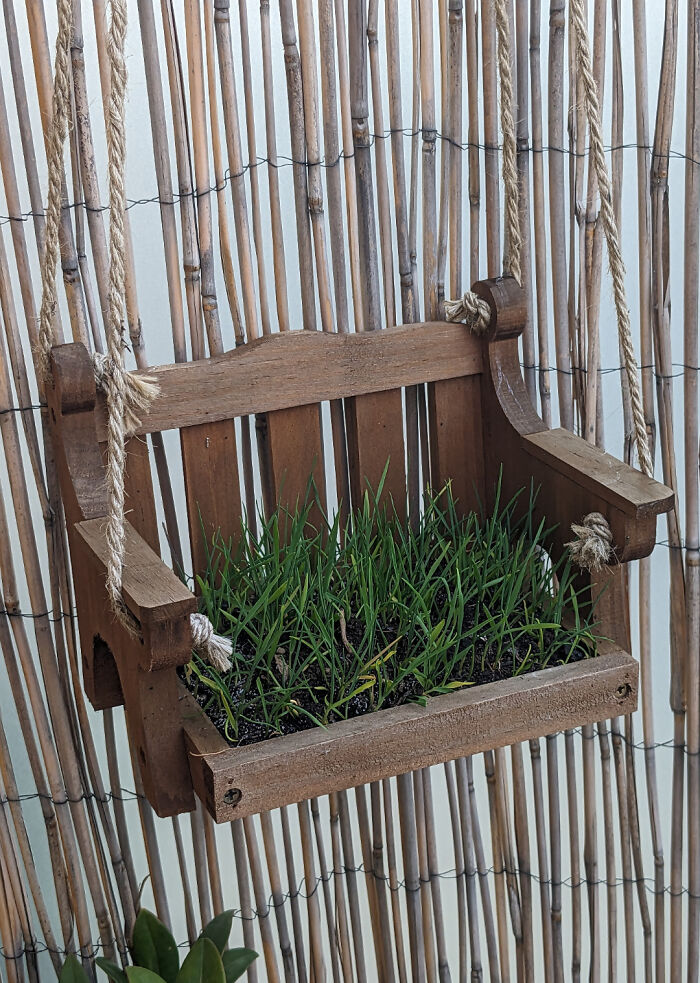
<box><xmin>75</xmin><ymin>517</ymin><xmax>195</xmax><ymax>670</ymax></box>
<box><xmin>47</xmin><ymin>280</ymin><xmax>676</xmax><ymax>824</ymax></box>
<box><xmin>124</xmin><ymin>436</ymin><xmax>160</xmax><ymax>555</ymax></box>
<box><xmin>256</xmin><ymin>403</ymin><xmax>327</xmax><ymax>532</ymax></box>
<box><xmin>428</xmin><ymin>375</ymin><xmax>485</xmax><ymax>516</ymax></box>
<box><xmin>524</xmin><ymin>427</ymin><xmax>674</xmax><ymax>518</ymax></box>
<box><xmin>90</xmin><ymin>324</ymin><xmax>483</xmax><ymax>436</ymax></box>
<box><xmin>183</xmin><ymin>646</ymin><xmax>638</xmax><ymax>822</ymax></box>
<box><xmin>181</xmin><ymin>419</ymin><xmax>243</xmax><ymax>582</ymax></box>
<box><xmin>344</xmin><ymin>389</ymin><xmax>407</xmax><ymax>520</ymax></box>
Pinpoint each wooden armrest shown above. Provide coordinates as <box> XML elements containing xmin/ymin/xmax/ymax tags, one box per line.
<box><xmin>74</xmin><ymin>517</ymin><xmax>197</xmax><ymax>671</ymax></box>
<box><xmin>524</xmin><ymin>429</ymin><xmax>674</xmax><ymax>520</ymax></box>
<box><xmin>517</xmin><ymin>429</ymin><xmax>673</xmax><ymax>563</ymax></box>
<box><xmin>477</xmin><ymin>278</ymin><xmax>675</xmax><ymax>565</ymax></box>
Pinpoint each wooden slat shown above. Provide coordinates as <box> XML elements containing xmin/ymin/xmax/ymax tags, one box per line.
<box><xmin>344</xmin><ymin>389</ymin><xmax>407</xmax><ymax>520</ymax></box>
<box><xmin>94</xmin><ymin>324</ymin><xmax>483</xmax><ymax>436</ymax></box>
<box><xmin>256</xmin><ymin>404</ymin><xmax>327</xmax><ymax>534</ymax></box>
<box><xmin>180</xmin><ymin>420</ymin><xmax>243</xmax><ymax>583</ymax></box>
<box><xmin>124</xmin><ymin>436</ymin><xmax>160</xmax><ymax>555</ymax></box>
<box><xmin>428</xmin><ymin>376</ymin><xmax>485</xmax><ymax>516</ymax></box>
<box><xmin>184</xmin><ymin>645</ymin><xmax>638</xmax><ymax>822</ymax></box>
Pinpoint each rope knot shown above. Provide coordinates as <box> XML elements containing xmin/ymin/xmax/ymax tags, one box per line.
<box><xmin>567</xmin><ymin>512</ymin><xmax>613</xmax><ymax>573</ymax></box>
<box><xmin>444</xmin><ymin>292</ymin><xmax>492</xmax><ymax>334</ymax></box>
<box><xmin>190</xmin><ymin>613</ymin><xmax>233</xmax><ymax>674</ymax></box>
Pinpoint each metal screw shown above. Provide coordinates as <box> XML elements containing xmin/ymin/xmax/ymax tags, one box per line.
<box><xmin>223</xmin><ymin>788</ymin><xmax>242</xmax><ymax>807</ymax></box>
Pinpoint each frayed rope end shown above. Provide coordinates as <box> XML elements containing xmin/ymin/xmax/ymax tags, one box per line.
<box><xmin>566</xmin><ymin>512</ymin><xmax>613</xmax><ymax>573</ymax></box>
<box><xmin>190</xmin><ymin>612</ymin><xmax>232</xmax><ymax>674</ymax></box>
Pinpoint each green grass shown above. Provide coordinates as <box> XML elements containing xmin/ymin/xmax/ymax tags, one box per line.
<box><xmin>183</xmin><ymin>481</ymin><xmax>599</xmax><ymax>746</ymax></box>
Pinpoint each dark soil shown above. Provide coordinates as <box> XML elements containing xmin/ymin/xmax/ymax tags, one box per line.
<box><xmin>179</xmin><ymin>602</ymin><xmax>593</xmax><ymax>748</ymax></box>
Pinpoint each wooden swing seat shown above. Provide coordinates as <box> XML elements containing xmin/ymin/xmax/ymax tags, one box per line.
<box><xmin>47</xmin><ymin>278</ymin><xmax>673</xmax><ymax>821</ymax></box>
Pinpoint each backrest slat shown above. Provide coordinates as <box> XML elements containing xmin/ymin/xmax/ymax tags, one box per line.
<box><xmin>256</xmin><ymin>404</ymin><xmax>327</xmax><ymax>535</ymax></box>
<box><xmin>344</xmin><ymin>389</ymin><xmax>407</xmax><ymax>521</ymax></box>
<box><xmin>181</xmin><ymin>420</ymin><xmax>243</xmax><ymax>583</ymax></box>
<box><xmin>124</xmin><ymin>436</ymin><xmax>160</xmax><ymax>555</ymax></box>
<box><xmin>428</xmin><ymin>376</ymin><xmax>485</xmax><ymax>516</ymax></box>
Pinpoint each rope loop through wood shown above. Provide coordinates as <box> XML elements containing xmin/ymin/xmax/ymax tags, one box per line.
<box><xmin>40</xmin><ymin>0</ymin><xmax>230</xmax><ymax>667</ymax></box>
<box><xmin>567</xmin><ymin>512</ymin><xmax>613</xmax><ymax>573</ymax></box>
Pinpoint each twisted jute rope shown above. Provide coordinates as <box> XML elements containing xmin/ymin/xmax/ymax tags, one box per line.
<box><xmin>39</xmin><ymin>0</ymin><xmax>231</xmax><ymax>672</ymax></box>
<box><xmin>444</xmin><ymin>0</ymin><xmax>522</xmax><ymax>330</ymax></box>
<box><xmin>565</xmin><ymin>0</ymin><xmax>654</xmax><ymax>570</ymax></box>
<box><xmin>446</xmin><ymin>0</ymin><xmax>653</xmax><ymax>572</ymax></box>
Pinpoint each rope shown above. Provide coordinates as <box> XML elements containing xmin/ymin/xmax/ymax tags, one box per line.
<box><xmin>566</xmin><ymin>513</ymin><xmax>613</xmax><ymax>573</ymax></box>
<box><xmin>445</xmin><ymin>0</ymin><xmax>522</xmax><ymax>327</ymax></box>
<box><xmin>492</xmin><ymin>0</ymin><xmax>522</xmax><ymax>284</ymax></box>
<box><xmin>569</xmin><ymin>0</ymin><xmax>652</xmax><ymax>480</ymax></box>
<box><xmin>39</xmin><ymin>0</ymin><xmax>230</xmax><ymax>668</ymax></box>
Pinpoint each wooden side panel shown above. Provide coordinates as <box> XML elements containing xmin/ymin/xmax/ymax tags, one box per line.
<box><xmin>184</xmin><ymin>646</ymin><xmax>638</xmax><ymax>822</ymax></box>
<box><xmin>124</xmin><ymin>436</ymin><xmax>160</xmax><ymax>555</ymax></box>
<box><xmin>181</xmin><ymin>420</ymin><xmax>243</xmax><ymax>583</ymax></box>
<box><xmin>428</xmin><ymin>375</ymin><xmax>485</xmax><ymax>516</ymax></box>
<box><xmin>256</xmin><ymin>404</ymin><xmax>327</xmax><ymax>535</ymax></box>
<box><xmin>344</xmin><ymin>389</ymin><xmax>407</xmax><ymax>521</ymax></box>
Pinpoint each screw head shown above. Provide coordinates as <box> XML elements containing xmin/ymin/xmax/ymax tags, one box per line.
<box><xmin>223</xmin><ymin>787</ymin><xmax>242</xmax><ymax>807</ymax></box>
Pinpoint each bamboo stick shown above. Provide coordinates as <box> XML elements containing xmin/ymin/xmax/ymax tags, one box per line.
<box><xmin>564</xmin><ymin>731</ymin><xmax>582</xmax><ymax>983</ymax></box>
<box><xmin>483</xmin><ymin>751</ymin><xmax>511</xmax><ymax>983</ymax></box>
<box><xmin>465</xmin><ymin>757</ymin><xmax>500</xmax><ymax>982</ymax></box>
<box><xmin>278</xmin><ymin>0</ymin><xmax>317</xmax><ymax>333</ymax></box>
<box><xmin>528</xmin><ymin>0</ymin><xmax>551</xmax><ymax>426</ymax></box>
<box><xmin>259</xmin><ymin>0</ymin><xmax>290</xmax><ymax>334</ymax></box>
<box><xmin>529</xmin><ymin>739</ymin><xmax>554</xmax><ymax>983</ymax></box>
<box><xmin>547</xmin><ymin>0</ymin><xmax>573</xmax><ymax>429</ymax></box>
<box><xmin>348</xmin><ymin>0</ymin><xmax>381</xmax><ymax>331</ymax></box>
<box><xmin>367</xmin><ymin>0</ymin><xmax>396</xmax><ymax>328</ymax></box>
<box><xmin>203</xmin><ymin>0</ymin><xmax>244</xmax><ymax>343</ymax></box>
<box><xmin>235</xmin><ymin>0</ymin><xmax>272</xmax><ymax>338</ymax></box>
<box><xmin>382</xmin><ymin>780</ymin><xmax>408</xmax><ymax>983</ymax></box>
<box><xmin>650</xmin><ymin>4</ymin><xmax>684</xmax><ymax>976</ymax></box>
<box><xmin>397</xmin><ymin>772</ymin><xmax>426</xmax><ymax>983</ymax></box>
<box><xmin>336</xmin><ymin>790</ymin><xmax>368</xmax><ymax>983</ymax></box>
<box><xmin>610</xmin><ymin>718</ymin><xmax>636</xmax><ymax>982</ymax></box>
<box><xmin>212</xmin><ymin>0</ymin><xmax>260</xmax><ymax>340</ymax></box>
<box><xmin>297</xmin><ymin>801</ymin><xmax>326</xmax><ymax>983</ymax></box>
<box><xmin>184</xmin><ymin>0</ymin><xmax>223</xmax><ymax>354</ymax></box>
<box><xmin>420</xmin><ymin>770</ymin><xmax>450</xmax><ymax>983</ymax></box>
<box><xmin>259</xmin><ymin>812</ymin><xmax>296</xmax><ymax>982</ymax></box>
<box><xmin>279</xmin><ymin>807</ymin><xmax>307</xmax><ymax>983</ymax></box>
<box><xmin>242</xmin><ymin>816</ymin><xmax>282</xmax><ymax>983</ymax></box>
<box><xmin>172</xmin><ymin>815</ymin><xmax>198</xmax><ymax>942</ymax></box>
<box><xmin>231</xmin><ymin>820</ymin><xmax>260</xmax><ymax>983</ymax></box>
<box><xmin>310</xmin><ymin>798</ymin><xmax>341</xmax><ymax>983</ymax></box>
<box><xmin>412</xmin><ymin>770</ymin><xmax>437</xmax><ymax>983</ymax></box>
<box><xmin>329</xmin><ymin>793</ymin><xmax>355</xmax><ymax>983</ymax></box>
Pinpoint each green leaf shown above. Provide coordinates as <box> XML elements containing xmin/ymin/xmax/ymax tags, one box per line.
<box><xmin>59</xmin><ymin>955</ymin><xmax>91</xmax><ymax>983</ymax></box>
<box><xmin>201</xmin><ymin>910</ymin><xmax>234</xmax><ymax>954</ymax></box>
<box><xmin>125</xmin><ymin>969</ymin><xmax>168</xmax><ymax>983</ymax></box>
<box><xmin>222</xmin><ymin>949</ymin><xmax>258</xmax><ymax>983</ymax></box>
<box><xmin>95</xmin><ymin>958</ymin><xmax>128</xmax><ymax>983</ymax></box>
<box><xmin>175</xmin><ymin>939</ymin><xmax>225</xmax><ymax>983</ymax></box>
<box><xmin>131</xmin><ymin>910</ymin><xmax>180</xmax><ymax>983</ymax></box>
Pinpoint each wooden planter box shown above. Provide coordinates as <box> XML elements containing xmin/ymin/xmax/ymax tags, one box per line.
<box><xmin>183</xmin><ymin>643</ymin><xmax>637</xmax><ymax>822</ymax></box>
<box><xmin>47</xmin><ymin>278</ymin><xmax>673</xmax><ymax>820</ymax></box>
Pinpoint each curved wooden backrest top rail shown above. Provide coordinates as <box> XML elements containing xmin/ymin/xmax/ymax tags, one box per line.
<box><xmin>93</xmin><ymin>321</ymin><xmax>483</xmax><ymax>436</ymax></box>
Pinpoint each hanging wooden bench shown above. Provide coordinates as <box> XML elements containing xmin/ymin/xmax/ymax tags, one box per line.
<box><xmin>47</xmin><ymin>278</ymin><xmax>673</xmax><ymax>821</ymax></box>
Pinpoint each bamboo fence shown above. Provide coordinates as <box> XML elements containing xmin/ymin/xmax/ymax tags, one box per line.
<box><xmin>0</xmin><ymin>0</ymin><xmax>697</xmax><ymax>980</ymax></box>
